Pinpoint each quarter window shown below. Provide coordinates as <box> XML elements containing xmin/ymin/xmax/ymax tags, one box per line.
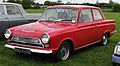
<box><xmin>6</xmin><ymin>5</ymin><xmax>21</xmax><ymax>15</ymax></box>
<box><xmin>92</xmin><ymin>9</ymin><xmax>103</xmax><ymax>20</ymax></box>
<box><xmin>79</xmin><ymin>9</ymin><xmax>93</xmax><ymax>22</ymax></box>
<box><xmin>0</xmin><ymin>6</ymin><xmax>5</xmax><ymax>15</ymax></box>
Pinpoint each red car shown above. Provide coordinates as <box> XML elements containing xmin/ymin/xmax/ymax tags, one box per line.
<box><xmin>5</xmin><ymin>5</ymin><xmax>115</xmax><ymax>61</ymax></box>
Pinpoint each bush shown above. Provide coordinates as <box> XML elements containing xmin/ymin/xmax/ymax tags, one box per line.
<box><xmin>112</xmin><ymin>3</ymin><xmax>120</xmax><ymax>12</ymax></box>
<box><xmin>97</xmin><ymin>3</ymin><xmax>112</xmax><ymax>8</ymax></box>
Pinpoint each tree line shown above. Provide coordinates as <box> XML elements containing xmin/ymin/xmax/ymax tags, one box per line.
<box><xmin>6</xmin><ymin>0</ymin><xmax>120</xmax><ymax>12</ymax></box>
<box><xmin>7</xmin><ymin>0</ymin><xmax>42</xmax><ymax>9</ymax></box>
<box><xmin>44</xmin><ymin>1</ymin><xmax>120</xmax><ymax>12</ymax></box>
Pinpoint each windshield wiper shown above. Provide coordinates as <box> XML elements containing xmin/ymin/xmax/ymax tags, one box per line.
<box><xmin>40</xmin><ymin>20</ymin><xmax>55</xmax><ymax>22</ymax></box>
<box><xmin>61</xmin><ymin>19</ymin><xmax>72</xmax><ymax>21</ymax></box>
<box><xmin>55</xmin><ymin>19</ymin><xmax>72</xmax><ymax>22</ymax></box>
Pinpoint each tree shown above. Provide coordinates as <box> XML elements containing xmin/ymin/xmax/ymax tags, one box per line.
<box><xmin>109</xmin><ymin>0</ymin><xmax>114</xmax><ymax>4</ymax></box>
<box><xmin>7</xmin><ymin>0</ymin><xmax>16</xmax><ymax>3</ymax></box>
<box><xmin>7</xmin><ymin>0</ymin><xmax>39</xmax><ymax>9</ymax></box>
<box><xmin>21</xmin><ymin>0</ymin><xmax>32</xmax><ymax>9</ymax></box>
<box><xmin>112</xmin><ymin>3</ymin><xmax>120</xmax><ymax>12</ymax></box>
<box><xmin>44</xmin><ymin>1</ymin><xmax>51</xmax><ymax>6</ymax></box>
<box><xmin>97</xmin><ymin>3</ymin><xmax>112</xmax><ymax>8</ymax></box>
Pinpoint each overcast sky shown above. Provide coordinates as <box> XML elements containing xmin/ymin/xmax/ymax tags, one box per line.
<box><xmin>0</xmin><ymin>0</ymin><xmax>120</xmax><ymax>4</ymax></box>
<box><xmin>35</xmin><ymin>0</ymin><xmax>120</xmax><ymax>4</ymax></box>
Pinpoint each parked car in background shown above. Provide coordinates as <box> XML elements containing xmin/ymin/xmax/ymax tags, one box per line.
<box><xmin>112</xmin><ymin>42</ymin><xmax>120</xmax><ymax>66</ymax></box>
<box><xmin>0</xmin><ymin>3</ymin><xmax>42</xmax><ymax>36</ymax></box>
<box><xmin>4</xmin><ymin>5</ymin><xmax>115</xmax><ymax>61</ymax></box>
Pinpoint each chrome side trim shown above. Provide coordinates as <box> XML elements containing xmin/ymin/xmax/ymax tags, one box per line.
<box><xmin>111</xmin><ymin>30</ymin><xmax>117</xmax><ymax>34</ymax></box>
<box><xmin>75</xmin><ymin>40</ymin><xmax>101</xmax><ymax>51</ymax></box>
<box><xmin>5</xmin><ymin>44</ymin><xmax>52</xmax><ymax>54</ymax></box>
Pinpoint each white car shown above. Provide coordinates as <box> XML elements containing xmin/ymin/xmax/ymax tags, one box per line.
<box><xmin>112</xmin><ymin>42</ymin><xmax>120</xmax><ymax>66</ymax></box>
<box><xmin>0</xmin><ymin>3</ymin><xmax>42</xmax><ymax>36</ymax></box>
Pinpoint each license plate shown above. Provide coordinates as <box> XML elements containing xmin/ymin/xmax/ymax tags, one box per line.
<box><xmin>14</xmin><ymin>48</ymin><xmax>31</xmax><ymax>55</ymax></box>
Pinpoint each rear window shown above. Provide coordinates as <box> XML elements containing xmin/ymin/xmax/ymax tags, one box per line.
<box><xmin>79</xmin><ymin>9</ymin><xmax>93</xmax><ymax>22</ymax></box>
<box><xmin>92</xmin><ymin>9</ymin><xmax>103</xmax><ymax>20</ymax></box>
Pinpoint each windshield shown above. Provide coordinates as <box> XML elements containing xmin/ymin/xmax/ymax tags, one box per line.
<box><xmin>40</xmin><ymin>8</ymin><xmax>78</xmax><ymax>22</ymax></box>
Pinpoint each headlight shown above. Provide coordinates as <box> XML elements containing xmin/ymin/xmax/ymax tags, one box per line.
<box><xmin>114</xmin><ymin>45</ymin><xmax>120</xmax><ymax>55</ymax></box>
<box><xmin>41</xmin><ymin>33</ymin><xmax>50</xmax><ymax>44</ymax></box>
<box><xmin>4</xmin><ymin>29</ymin><xmax>11</xmax><ymax>39</ymax></box>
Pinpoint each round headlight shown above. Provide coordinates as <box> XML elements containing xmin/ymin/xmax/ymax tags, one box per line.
<box><xmin>4</xmin><ymin>29</ymin><xmax>11</xmax><ymax>39</ymax></box>
<box><xmin>41</xmin><ymin>33</ymin><xmax>50</xmax><ymax>44</ymax></box>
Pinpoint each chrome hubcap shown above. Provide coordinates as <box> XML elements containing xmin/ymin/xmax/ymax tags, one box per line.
<box><xmin>60</xmin><ymin>46</ymin><xmax>70</xmax><ymax>60</ymax></box>
<box><xmin>103</xmin><ymin>35</ymin><xmax>108</xmax><ymax>45</ymax></box>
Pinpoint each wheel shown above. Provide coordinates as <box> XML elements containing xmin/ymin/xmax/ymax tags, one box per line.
<box><xmin>53</xmin><ymin>42</ymin><xmax>71</xmax><ymax>62</ymax></box>
<box><xmin>100</xmin><ymin>34</ymin><xmax>108</xmax><ymax>46</ymax></box>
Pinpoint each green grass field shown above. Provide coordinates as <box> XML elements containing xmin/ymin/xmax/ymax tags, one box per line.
<box><xmin>26</xmin><ymin>9</ymin><xmax>44</xmax><ymax>13</ymax></box>
<box><xmin>0</xmin><ymin>10</ymin><xmax>120</xmax><ymax>66</ymax></box>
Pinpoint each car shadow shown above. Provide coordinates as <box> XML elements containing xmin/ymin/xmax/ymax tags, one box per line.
<box><xmin>14</xmin><ymin>53</ymin><xmax>56</xmax><ymax>63</ymax></box>
<box><xmin>7</xmin><ymin>41</ymin><xmax>116</xmax><ymax>64</ymax></box>
<box><xmin>0</xmin><ymin>37</ymin><xmax>7</xmax><ymax>41</ymax></box>
<box><xmin>13</xmin><ymin>43</ymin><xmax>100</xmax><ymax>63</ymax></box>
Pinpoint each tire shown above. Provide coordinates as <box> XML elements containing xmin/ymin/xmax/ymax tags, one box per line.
<box><xmin>100</xmin><ymin>34</ymin><xmax>108</xmax><ymax>46</ymax></box>
<box><xmin>53</xmin><ymin>42</ymin><xmax>71</xmax><ymax>62</ymax></box>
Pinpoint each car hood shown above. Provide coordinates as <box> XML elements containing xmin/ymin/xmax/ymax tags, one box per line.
<box><xmin>12</xmin><ymin>22</ymin><xmax>74</xmax><ymax>38</ymax></box>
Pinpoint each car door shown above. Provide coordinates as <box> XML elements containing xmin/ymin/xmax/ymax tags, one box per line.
<box><xmin>0</xmin><ymin>5</ymin><xmax>9</xmax><ymax>36</ymax></box>
<box><xmin>6</xmin><ymin>5</ymin><xmax>26</xmax><ymax>28</ymax></box>
<box><xmin>92</xmin><ymin>9</ymin><xmax>105</xmax><ymax>41</ymax></box>
<box><xmin>76</xmin><ymin>9</ymin><xmax>98</xmax><ymax>47</ymax></box>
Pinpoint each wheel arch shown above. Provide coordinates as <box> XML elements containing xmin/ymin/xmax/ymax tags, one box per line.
<box><xmin>59</xmin><ymin>38</ymin><xmax>75</xmax><ymax>52</ymax></box>
<box><xmin>104</xmin><ymin>30</ymin><xmax>110</xmax><ymax>38</ymax></box>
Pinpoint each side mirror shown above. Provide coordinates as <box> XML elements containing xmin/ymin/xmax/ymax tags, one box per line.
<box><xmin>72</xmin><ymin>20</ymin><xmax>76</xmax><ymax>23</ymax></box>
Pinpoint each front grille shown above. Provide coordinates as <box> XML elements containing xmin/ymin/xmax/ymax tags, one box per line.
<box><xmin>11</xmin><ymin>36</ymin><xmax>44</xmax><ymax>47</ymax></box>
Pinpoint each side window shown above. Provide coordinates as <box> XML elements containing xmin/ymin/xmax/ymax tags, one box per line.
<box><xmin>6</xmin><ymin>5</ymin><xmax>21</xmax><ymax>15</ymax></box>
<box><xmin>0</xmin><ymin>6</ymin><xmax>5</xmax><ymax>15</ymax></box>
<box><xmin>72</xmin><ymin>9</ymin><xmax>78</xmax><ymax>22</ymax></box>
<box><xmin>92</xmin><ymin>9</ymin><xmax>103</xmax><ymax>20</ymax></box>
<box><xmin>79</xmin><ymin>9</ymin><xmax>93</xmax><ymax>22</ymax></box>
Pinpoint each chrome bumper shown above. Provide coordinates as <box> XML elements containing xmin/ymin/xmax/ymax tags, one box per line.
<box><xmin>5</xmin><ymin>44</ymin><xmax>53</xmax><ymax>54</ymax></box>
<box><xmin>112</xmin><ymin>54</ymin><xmax>120</xmax><ymax>64</ymax></box>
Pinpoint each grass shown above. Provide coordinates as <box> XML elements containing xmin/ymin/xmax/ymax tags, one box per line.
<box><xmin>102</xmin><ymin>8</ymin><xmax>112</xmax><ymax>12</ymax></box>
<box><xmin>0</xmin><ymin>10</ymin><xmax>120</xmax><ymax>66</ymax></box>
<box><xmin>25</xmin><ymin>9</ymin><xmax>44</xmax><ymax>13</ymax></box>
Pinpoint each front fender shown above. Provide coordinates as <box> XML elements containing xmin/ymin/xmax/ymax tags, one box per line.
<box><xmin>49</xmin><ymin>31</ymin><xmax>75</xmax><ymax>52</ymax></box>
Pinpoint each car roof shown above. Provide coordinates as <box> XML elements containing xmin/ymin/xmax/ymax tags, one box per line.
<box><xmin>48</xmin><ymin>5</ymin><xmax>99</xmax><ymax>9</ymax></box>
<box><xmin>0</xmin><ymin>2</ymin><xmax>21</xmax><ymax>6</ymax></box>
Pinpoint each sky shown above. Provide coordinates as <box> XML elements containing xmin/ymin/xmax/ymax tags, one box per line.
<box><xmin>35</xmin><ymin>0</ymin><xmax>120</xmax><ymax>4</ymax></box>
<box><xmin>0</xmin><ymin>0</ymin><xmax>120</xmax><ymax>4</ymax></box>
